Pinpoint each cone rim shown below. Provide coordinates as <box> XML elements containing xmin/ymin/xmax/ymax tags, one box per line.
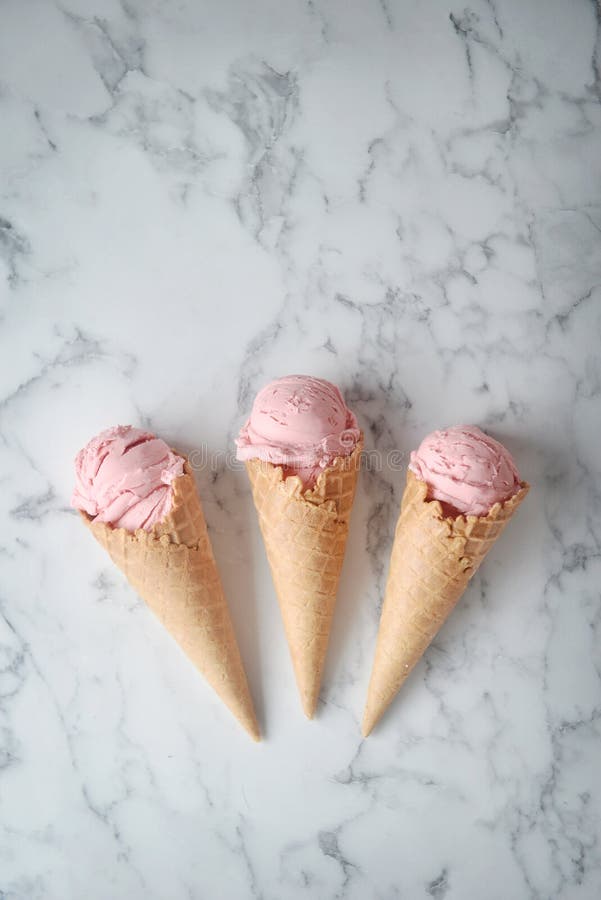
<box><xmin>244</xmin><ymin>436</ymin><xmax>364</xmax><ymax>505</ymax></box>
<box><xmin>406</xmin><ymin>469</ymin><xmax>530</xmax><ymax>525</ymax></box>
<box><xmin>77</xmin><ymin>459</ymin><xmax>198</xmax><ymax>545</ymax></box>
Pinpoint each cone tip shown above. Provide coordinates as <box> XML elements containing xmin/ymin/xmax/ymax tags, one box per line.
<box><xmin>302</xmin><ymin>703</ymin><xmax>316</xmax><ymax>720</ymax></box>
<box><xmin>300</xmin><ymin>688</ymin><xmax>318</xmax><ymax>719</ymax></box>
<box><xmin>361</xmin><ymin>708</ymin><xmax>376</xmax><ymax>738</ymax></box>
<box><xmin>243</xmin><ymin>718</ymin><xmax>261</xmax><ymax>742</ymax></box>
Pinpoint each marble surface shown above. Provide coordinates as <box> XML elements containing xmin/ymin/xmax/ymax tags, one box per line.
<box><xmin>1</xmin><ymin>0</ymin><xmax>600</xmax><ymax>897</ymax></box>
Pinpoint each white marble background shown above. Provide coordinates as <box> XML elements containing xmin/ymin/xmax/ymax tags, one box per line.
<box><xmin>1</xmin><ymin>0</ymin><xmax>600</xmax><ymax>897</ymax></box>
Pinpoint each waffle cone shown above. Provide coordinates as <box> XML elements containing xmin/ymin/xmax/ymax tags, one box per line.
<box><xmin>81</xmin><ymin>461</ymin><xmax>259</xmax><ymax>741</ymax></box>
<box><xmin>246</xmin><ymin>441</ymin><xmax>363</xmax><ymax>718</ymax></box>
<box><xmin>362</xmin><ymin>470</ymin><xmax>529</xmax><ymax>736</ymax></box>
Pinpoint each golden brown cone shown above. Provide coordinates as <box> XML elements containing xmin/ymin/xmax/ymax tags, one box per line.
<box><xmin>81</xmin><ymin>461</ymin><xmax>260</xmax><ymax>741</ymax></box>
<box><xmin>246</xmin><ymin>440</ymin><xmax>363</xmax><ymax>718</ymax></box>
<box><xmin>362</xmin><ymin>470</ymin><xmax>530</xmax><ymax>736</ymax></box>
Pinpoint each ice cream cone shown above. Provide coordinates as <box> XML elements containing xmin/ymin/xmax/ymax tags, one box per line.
<box><xmin>246</xmin><ymin>440</ymin><xmax>363</xmax><ymax>717</ymax></box>
<box><xmin>81</xmin><ymin>461</ymin><xmax>260</xmax><ymax>741</ymax></box>
<box><xmin>362</xmin><ymin>469</ymin><xmax>529</xmax><ymax>736</ymax></box>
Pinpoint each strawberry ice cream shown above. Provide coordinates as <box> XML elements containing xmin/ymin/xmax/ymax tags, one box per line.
<box><xmin>409</xmin><ymin>425</ymin><xmax>521</xmax><ymax>517</ymax></box>
<box><xmin>71</xmin><ymin>425</ymin><xmax>185</xmax><ymax>531</ymax></box>
<box><xmin>236</xmin><ymin>375</ymin><xmax>360</xmax><ymax>488</ymax></box>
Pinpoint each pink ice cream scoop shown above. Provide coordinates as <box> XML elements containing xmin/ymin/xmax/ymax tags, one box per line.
<box><xmin>409</xmin><ymin>425</ymin><xmax>521</xmax><ymax>517</ymax></box>
<box><xmin>71</xmin><ymin>425</ymin><xmax>185</xmax><ymax>532</ymax></box>
<box><xmin>236</xmin><ymin>375</ymin><xmax>360</xmax><ymax>488</ymax></box>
